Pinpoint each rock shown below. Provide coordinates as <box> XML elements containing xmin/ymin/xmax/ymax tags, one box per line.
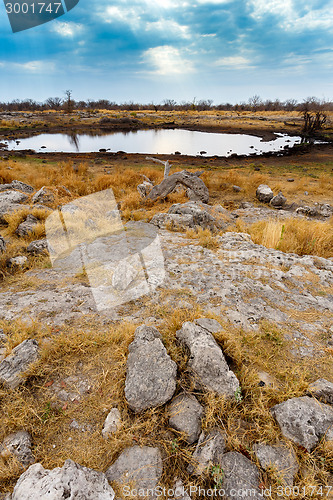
<box><xmin>168</xmin><ymin>202</ymin><xmax>216</xmax><ymax>230</ymax></box>
<box><xmin>253</xmin><ymin>441</ymin><xmax>298</xmax><ymax>486</ymax></box>
<box><xmin>287</xmin><ymin>178</ymin><xmax>294</xmax><ymax>182</ymax></box>
<box><xmin>26</xmin><ymin>239</ymin><xmax>49</xmax><ymax>255</ymax></box>
<box><xmin>296</xmin><ymin>206</ymin><xmax>318</xmax><ymax>216</ymax></box>
<box><xmin>138</xmin><ymin>181</ymin><xmax>153</xmax><ymax>198</ymax></box>
<box><xmin>219</xmin><ymin>452</ymin><xmax>262</xmax><ymax>499</ymax></box>
<box><xmin>318</xmin><ymin>204</ymin><xmax>332</xmax><ymax>217</ymax></box>
<box><xmin>125</xmin><ymin>325</ymin><xmax>177</xmax><ymax>412</ymax></box>
<box><xmin>194</xmin><ymin>317</ymin><xmax>222</xmax><ymax>333</ymax></box>
<box><xmin>0</xmin><ymin>234</ymin><xmax>6</xmax><ymax>253</ymax></box>
<box><xmin>105</xmin><ymin>446</ymin><xmax>162</xmax><ymax>494</ymax></box>
<box><xmin>232</xmin><ymin>185</ymin><xmax>241</xmax><ymax>192</ymax></box>
<box><xmin>7</xmin><ymin>256</ymin><xmax>28</xmax><ymax>268</ymax></box>
<box><xmin>270</xmin><ymin>396</ymin><xmax>333</xmax><ymax>451</ymax></box>
<box><xmin>187</xmin><ymin>428</ymin><xmax>226</xmax><ymax>475</ymax></box>
<box><xmin>150</xmin><ymin>213</ymin><xmax>195</xmax><ymax>231</ymax></box>
<box><xmin>11</xmin><ymin>459</ymin><xmax>115</xmax><ymax>500</ymax></box>
<box><xmin>0</xmin><ymin>331</ymin><xmax>8</xmax><ymax>362</ymax></box>
<box><xmin>0</xmin><ymin>431</ymin><xmax>34</xmax><ymax>467</ymax></box>
<box><xmin>111</xmin><ymin>261</ymin><xmax>138</xmax><ymax>291</ymax></box>
<box><xmin>0</xmin><ymin>190</ymin><xmax>28</xmax><ymax>205</ymax></box>
<box><xmin>0</xmin><ymin>204</ymin><xmax>30</xmax><ymax>224</ymax></box>
<box><xmin>176</xmin><ymin>321</ymin><xmax>240</xmax><ymax>398</ymax></box>
<box><xmin>168</xmin><ymin>393</ymin><xmax>203</xmax><ymax>444</ymax></box>
<box><xmin>173</xmin><ymin>479</ymin><xmax>191</xmax><ymax>500</ymax></box>
<box><xmin>31</xmin><ymin>187</ymin><xmax>55</xmax><ymax>206</ymax></box>
<box><xmin>15</xmin><ymin>215</ymin><xmax>38</xmax><ymax>237</ymax></box>
<box><xmin>0</xmin><ymin>339</ymin><xmax>39</xmax><ymax>389</ymax></box>
<box><xmin>10</xmin><ymin>181</ymin><xmax>34</xmax><ymax>194</ymax></box>
<box><xmin>102</xmin><ymin>408</ymin><xmax>121</xmax><ymax>438</ymax></box>
<box><xmin>270</xmin><ymin>191</ymin><xmax>286</xmax><ymax>208</ymax></box>
<box><xmin>307</xmin><ymin>379</ymin><xmax>333</xmax><ymax>405</ymax></box>
<box><xmin>256</xmin><ymin>184</ymin><xmax>273</xmax><ymax>203</ymax></box>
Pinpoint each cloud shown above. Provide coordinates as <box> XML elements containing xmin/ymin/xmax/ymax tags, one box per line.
<box><xmin>143</xmin><ymin>45</ymin><xmax>195</xmax><ymax>75</ymax></box>
<box><xmin>51</xmin><ymin>22</ymin><xmax>84</xmax><ymax>37</ymax></box>
<box><xmin>2</xmin><ymin>61</ymin><xmax>57</xmax><ymax>73</ymax></box>
<box><xmin>144</xmin><ymin>20</ymin><xmax>191</xmax><ymax>39</ymax></box>
<box><xmin>215</xmin><ymin>55</ymin><xmax>254</xmax><ymax>68</ymax></box>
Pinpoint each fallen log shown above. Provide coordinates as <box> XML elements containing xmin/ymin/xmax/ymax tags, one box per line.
<box><xmin>147</xmin><ymin>170</ymin><xmax>209</xmax><ymax>203</ymax></box>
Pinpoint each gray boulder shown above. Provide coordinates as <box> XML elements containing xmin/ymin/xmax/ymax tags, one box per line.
<box><xmin>187</xmin><ymin>428</ymin><xmax>226</xmax><ymax>475</ymax></box>
<box><xmin>125</xmin><ymin>325</ymin><xmax>177</xmax><ymax>412</ymax></box>
<box><xmin>11</xmin><ymin>459</ymin><xmax>115</xmax><ymax>500</ymax></box>
<box><xmin>307</xmin><ymin>379</ymin><xmax>333</xmax><ymax>405</ymax></box>
<box><xmin>0</xmin><ymin>204</ymin><xmax>30</xmax><ymax>224</ymax></box>
<box><xmin>194</xmin><ymin>318</ymin><xmax>222</xmax><ymax>333</ymax></box>
<box><xmin>270</xmin><ymin>396</ymin><xmax>333</xmax><ymax>451</ymax></box>
<box><xmin>15</xmin><ymin>215</ymin><xmax>38</xmax><ymax>237</ymax></box>
<box><xmin>270</xmin><ymin>191</ymin><xmax>286</xmax><ymax>208</ymax></box>
<box><xmin>168</xmin><ymin>393</ymin><xmax>203</xmax><ymax>444</ymax></box>
<box><xmin>105</xmin><ymin>446</ymin><xmax>162</xmax><ymax>493</ymax></box>
<box><xmin>10</xmin><ymin>181</ymin><xmax>34</xmax><ymax>194</ymax></box>
<box><xmin>176</xmin><ymin>321</ymin><xmax>240</xmax><ymax>398</ymax></box>
<box><xmin>253</xmin><ymin>441</ymin><xmax>298</xmax><ymax>487</ymax></box>
<box><xmin>256</xmin><ymin>185</ymin><xmax>273</xmax><ymax>203</ymax></box>
<box><xmin>150</xmin><ymin>213</ymin><xmax>195</xmax><ymax>231</ymax></box>
<box><xmin>219</xmin><ymin>452</ymin><xmax>262</xmax><ymax>499</ymax></box>
<box><xmin>0</xmin><ymin>339</ymin><xmax>39</xmax><ymax>389</ymax></box>
<box><xmin>0</xmin><ymin>431</ymin><xmax>34</xmax><ymax>467</ymax></box>
<box><xmin>0</xmin><ymin>190</ymin><xmax>28</xmax><ymax>205</ymax></box>
<box><xmin>0</xmin><ymin>235</ymin><xmax>5</xmax><ymax>253</ymax></box>
<box><xmin>26</xmin><ymin>239</ymin><xmax>49</xmax><ymax>255</ymax></box>
<box><xmin>168</xmin><ymin>202</ymin><xmax>216</xmax><ymax>230</ymax></box>
<box><xmin>32</xmin><ymin>187</ymin><xmax>55</xmax><ymax>206</ymax></box>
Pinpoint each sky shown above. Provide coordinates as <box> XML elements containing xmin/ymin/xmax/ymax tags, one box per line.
<box><xmin>0</xmin><ymin>0</ymin><xmax>333</xmax><ymax>104</ymax></box>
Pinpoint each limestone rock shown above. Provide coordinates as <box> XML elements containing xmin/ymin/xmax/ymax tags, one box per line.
<box><xmin>0</xmin><ymin>190</ymin><xmax>28</xmax><ymax>205</ymax></box>
<box><xmin>7</xmin><ymin>256</ymin><xmax>28</xmax><ymax>268</ymax></box>
<box><xmin>105</xmin><ymin>446</ymin><xmax>162</xmax><ymax>494</ymax></box>
<box><xmin>32</xmin><ymin>187</ymin><xmax>55</xmax><ymax>206</ymax></box>
<box><xmin>270</xmin><ymin>396</ymin><xmax>333</xmax><ymax>451</ymax></box>
<box><xmin>256</xmin><ymin>184</ymin><xmax>273</xmax><ymax>203</ymax></box>
<box><xmin>176</xmin><ymin>321</ymin><xmax>240</xmax><ymax>398</ymax></box>
<box><xmin>102</xmin><ymin>408</ymin><xmax>121</xmax><ymax>438</ymax></box>
<box><xmin>219</xmin><ymin>452</ymin><xmax>262</xmax><ymax>499</ymax></box>
<box><xmin>270</xmin><ymin>191</ymin><xmax>286</xmax><ymax>208</ymax></box>
<box><xmin>253</xmin><ymin>441</ymin><xmax>298</xmax><ymax>487</ymax></box>
<box><xmin>168</xmin><ymin>202</ymin><xmax>216</xmax><ymax>230</ymax></box>
<box><xmin>0</xmin><ymin>234</ymin><xmax>6</xmax><ymax>253</ymax></box>
<box><xmin>187</xmin><ymin>428</ymin><xmax>226</xmax><ymax>475</ymax></box>
<box><xmin>125</xmin><ymin>325</ymin><xmax>177</xmax><ymax>412</ymax></box>
<box><xmin>10</xmin><ymin>181</ymin><xmax>34</xmax><ymax>194</ymax></box>
<box><xmin>0</xmin><ymin>431</ymin><xmax>34</xmax><ymax>467</ymax></box>
<box><xmin>150</xmin><ymin>213</ymin><xmax>195</xmax><ymax>231</ymax></box>
<box><xmin>173</xmin><ymin>479</ymin><xmax>191</xmax><ymax>500</ymax></box>
<box><xmin>0</xmin><ymin>339</ymin><xmax>39</xmax><ymax>389</ymax></box>
<box><xmin>15</xmin><ymin>215</ymin><xmax>38</xmax><ymax>237</ymax></box>
<box><xmin>168</xmin><ymin>393</ymin><xmax>203</xmax><ymax>444</ymax></box>
<box><xmin>11</xmin><ymin>459</ymin><xmax>115</xmax><ymax>500</ymax></box>
<box><xmin>0</xmin><ymin>331</ymin><xmax>8</xmax><ymax>362</ymax></box>
<box><xmin>0</xmin><ymin>204</ymin><xmax>30</xmax><ymax>224</ymax></box>
<box><xmin>26</xmin><ymin>239</ymin><xmax>49</xmax><ymax>255</ymax></box>
<box><xmin>307</xmin><ymin>379</ymin><xmax>333</xmax><ymax>405</ymax></box>
<box><xmin>194</xmin><ymin>318</ymin><xmax>222</xmax><ymax>334</ymax></box>
<box><xmin>138</xmin><ymin>181</ymin><xmax>153</xmax><ymax>198</ymax></box>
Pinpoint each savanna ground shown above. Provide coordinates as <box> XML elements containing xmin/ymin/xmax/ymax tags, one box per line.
<box><xmin>0</xmin><ymin>112</ymin><xmax>332</xmax><ymax>498</ymax></box>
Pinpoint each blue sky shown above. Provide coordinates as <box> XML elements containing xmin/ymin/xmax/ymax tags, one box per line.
<box><xmin>1</xmin><ymin>0</ymin><xmax>333</xmax><ymax>103</ymax></box>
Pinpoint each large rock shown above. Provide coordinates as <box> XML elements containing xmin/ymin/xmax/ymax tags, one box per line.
<box><xmin>11</xmin><ymin>459</ymin><xmax>115</xmax><ymax>500</ymax></box>
<box><xmin>307</xmin><ymin>378</ymin><xmax>333</xmax><ymax>405</ymax></box>
<box><xmin>168</xmin><ymin>202</ymin><xmax>216</xmax><ymax>230</ymax></box>
<box><xmin>187</xmin><ymin>428</ymin><xmax>226</xmax><ymax>475</ymax></box>
<box><xmin>0</xmin><ymin>190</ymin><xmax>28</xmax><ymax>205</ymax></box>
<box><xmin>176</xmin><ymin>321</ymin><xmax>240</xmax><ymax>398</ymax></box>
<box><xmin>105</xmin><ymin>446</ymin><xmax>162</xmax><ymax>494</ymax></box>
<box><xmin>219</xmin><ymin>452</ymin><xmax>262</xmax><ymax>499</ymax></box>
<box><xmin>32</xmin><ymin>187</ymin><xmax>55</xmax><ymax>206</ymax></box>
<box><xmin>270</xmin><ymin>191</ymin><xmax>286</xmax><ymax>208</ymax></box>
<box><xmin>0</xmin><ymin>204</ymin><xmax>30</xmax><ymax>224</ymax></box>
<box><xmin>150</xmin><ymin>213</ymin><xmax>195</xmax><ymax>231</ymax></box>
<box><xmin>125</xmin><ymin>325</ymin><xmax>177</xmax><ymax>412</ymax></box>
<box><xmin>0</xmin><ymin>339</ymin><xmax>39</xmax><ymax>389</ymax></box>
<box><xmin>168</xmin><ymin>393</ymin><xmax>203</xmax><ymax>444</ymax></box>
<box><xmin>10</xmin><ymin>180</ymin><xmax>34</xmax><ymax>194</ymax></box>
<box><xmin>270</xmin><ymin>396</ymin><xmax>333</xmax><ymax>451</ymax></box>
<box><xmin>253</xmin><ymin>441</ymin><xmax>298</xmax><ymax>487</ymax></box>
<box><xmin>15</xmin><ymin>215</ymin><xmax>38</xmax><ymax>237</ymax></box>
<box><xmin>256</xmin><ymin>184</ymin><xmax>273</xmax><ymax>203</ymax></box>
<box><xmin>26</xmin><ymin>239</ymin><xmax>49</xmax><ymax>255</ymax></box>
<box><xmin>0</xmin><ymin>235</ymin><xmax>6</xmax><ymax>253</ymax></box>
<box><xmin>0</xmin><ymin>431</ymin><xmax>34</xmax><ymax>467</ymax></box>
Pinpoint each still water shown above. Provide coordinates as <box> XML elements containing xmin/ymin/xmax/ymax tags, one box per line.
<box><xmin>5</xmin><ymin>129</ymin><xmax>302</xmax><ymax>156</ymax></box>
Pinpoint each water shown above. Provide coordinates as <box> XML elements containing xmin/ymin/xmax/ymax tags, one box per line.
<box><xmin>4</xmin><ymin>129</ymin><xmax>302</xmax><ymax>156</ymax></box>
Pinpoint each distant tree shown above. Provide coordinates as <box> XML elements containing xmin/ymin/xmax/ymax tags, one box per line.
<box><xmin>45</xmin><ymin>97</ymin><xmax>62</xmax><ymax>109</ymax></box>
<box><xmin>248</xmin><ymin>95</ymin><xmax>263</xmax><ymax>112</ymax></box>
<box><xmin>301</xmin><ymin>97</ymin><xmax>327</xmax><ymax>134</ymax></box>
<box><xmin>64</xmin><ymin>90</ymin><xmax>73</xmax><ymax>113</ymax></box>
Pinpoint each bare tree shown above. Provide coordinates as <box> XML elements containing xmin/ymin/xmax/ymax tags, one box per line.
<box><xmin>64</xmin><ymin>90</ymin><xmax>73</xmax><ymax>113</ymax></box>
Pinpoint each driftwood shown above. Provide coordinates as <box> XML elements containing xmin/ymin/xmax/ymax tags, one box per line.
<box><xmin>147</xmin><ymin>170</ymin><xmax>209</xmax><ymax>203</ymax></box>
<box><xmin>146</xmin><ymin>157</ymin><xmax>171</xmax><ymax>178</ymax></box>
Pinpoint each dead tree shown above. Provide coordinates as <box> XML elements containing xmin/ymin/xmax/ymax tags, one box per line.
<box><xmin>146</xmin><ymin>156</ymin><xmax>171</xmax><ymax>178</ymax></box>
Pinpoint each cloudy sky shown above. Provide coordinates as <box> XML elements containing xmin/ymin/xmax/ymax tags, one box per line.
<box><xmin>1</xmin><ymin>0</ymin><xmax>333</xmax><ymax>103</ymax></box>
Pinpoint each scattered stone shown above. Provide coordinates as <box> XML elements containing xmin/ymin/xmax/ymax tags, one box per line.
<box><xmin>0</xmin><ymin>190</ymin><xmax>28</xmax><ymax>205</ymax></box>
<box><xmin>168</xmin><ymin>393</ymin><xmax>203</xmax><ymax>444</ymax></box>
<box><xmin>307</xmin><ymin>379</ymin><xmax>333</xmax><ymax>405</ymax></box>
<box><xmin>187</xmin><ymin>428</ymin><xmax>226</xmax><ymax>475</ymax></box>
<box><xmin>102</xmin><ymin>408</ymin><xmax>121</xmax><ymax>438</ymax></box>
<box><xmin>138</xmin><ymin>181</ymin><xmax>153</xmax><ymax>198</ymax></box>
<box><xmin>270</xmin><ymin>396</ymin><xmax>333</xmax><ymax>451</ymax></box>
<box><xmin>0</xmin><ymin>431</ymin><xmax>34</xmax><ymax>467</ymax></box>
<box><xmin>176</xmin><ymin>321</ymin><xmax>240</xmax><ymax>398</ymax></box>
<box><xmin>270</xmin><ymin>191</ymin><xmax>287</xmax><ymax>208</ymax></box>
<box><xmin>10</xmin><ymin>180</ymin><xmax>34</xmax><ymax>194</ymax></box>
<box><xmin>168</xmin><ymin>202</ymin><xmax>217</xmax><ymax>230</ymax></box>
<box><xmin>26</xmin><ymin>239</ymin><xmax>49</xmax><ymax>255</ymax></box>
<box><xmin>256</xmin><ymin>184</ymin><xmax>274</xmax><ymax>203</ymax></box>
<box><xmin>125</xmin><ymin>325</ymin><xmax>177</xmax><ymax>412</ymax></box>
<box><xmin>11</xmin><ymin>459</ymin><xmax>115</xmax><ymax>500</ymax></box>
<box><xmin>0</xmin><ymin>204</ymin><xmax>30</xmax><ymax>224</ymax></box>
<box><xmin>150</xmin><ymin>213</ymin><xmax>195</xmax><ymax>231</ymax></box>
<box><xmin>318</xmin><ymin>204</ymin><xmax>332</xmax><ymax>217</ymax></box>
<box><xmin>253</xmin><ymin>441</ymin><xmax>298</xmax><ymax>487</ymax></box>
<box><xmin>219</xmin><ymin>452</ymin><xmax>262</xmax><ymax>499</ymax></box>
<box><xmin>232</xmin><ymin>185</ymin><xmax>241</xmax><ymax>192</ymax></box>
<box><xmin>0</xmin><ymin>235</ymin><xmax>6</xmax><ymax>253</ymax></box>
<box><xmin>7</xmin><ymin>256</ymin><xmax>28</xmax><ymax>268</ymax></box>
<box><xmin>15</xmin><ymin>215</ymin><xmax>38</xmax><ymax>237</ymax></box>
<box><xmin>287</xmin><ymin>178</ymin><xmax>294</xmax><ymax>182</ymax></box>
<box><xmin>105</xmin><ymin>446</ymin><xmax>162</xmax><ymax>493</ymax></box>
<box><xmin>0</xmin><ymin>339</ymin><xmax>39</xmax><ymax>389</ymax></box>
<box><xmin>31</xmin><ymin>186</ymin><xmax>55</xmax><ymax>206</ymax></box>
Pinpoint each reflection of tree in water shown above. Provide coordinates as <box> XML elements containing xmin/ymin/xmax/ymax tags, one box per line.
<box><xmin>68</xmin><ymin>133</ymin><xmax>80</xmax><ymax>151</ymax></box>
